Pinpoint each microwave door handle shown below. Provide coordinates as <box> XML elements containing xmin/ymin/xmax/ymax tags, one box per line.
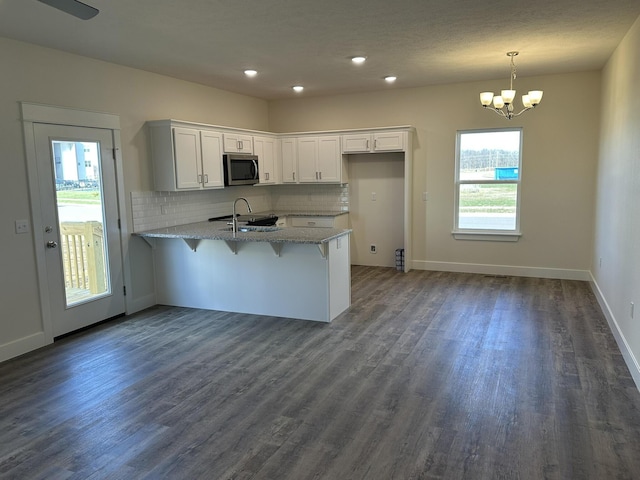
<box><xmin>252</xmin><ymin>159</ymin><xmax>258</xmax><ymax>179</ymax></box>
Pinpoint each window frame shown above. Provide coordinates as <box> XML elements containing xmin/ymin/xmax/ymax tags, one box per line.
<box><xmin>453</xmin><ymin>127</ymin><xmax>523</xmax><ymax>241</ymax></box>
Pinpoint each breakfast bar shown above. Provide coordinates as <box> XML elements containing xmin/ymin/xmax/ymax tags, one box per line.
<box><xmin>137</xmin><ymin>221</ymin><xmax>352</xmax><ymax>322</ymax></box>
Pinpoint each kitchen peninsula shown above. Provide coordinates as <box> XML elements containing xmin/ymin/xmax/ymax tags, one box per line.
<box><xmin>137</xmin><ymin>220</ymin><xmax>351</xmax><ymax>322</ymax></box>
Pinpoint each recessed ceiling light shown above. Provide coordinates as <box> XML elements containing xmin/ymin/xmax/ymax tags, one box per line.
<box><xmin>351</xmin><ymin>56</ymin><xmax>367</xmax><ymax>64</ymax></box>
<box><xmin>292</xmin><ymin>85</ymin><xmax>304</xmax><ymax>92</ymax></box>
<box><xmin>384</xmin><ymin>76</ymin><xmax>397</xmax><ymax>83</ymax></box>
<box><xmin>244</xmin><ymin>69</ymin><xmax>257</xmax><ymax>77</ymax></box>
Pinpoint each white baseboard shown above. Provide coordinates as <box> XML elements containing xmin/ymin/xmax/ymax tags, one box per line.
<box><xmin>412</xmin><ymin>260</ymin><xmax>591</xmax><ymax>281</ymax></box>
<box><xmin>126</xmin><ymin>293</ymin><xmax>156</xmax><ymax>315</ymax></box>
<box><xmin>0</xmin><ymin>331</ymin><xmax>50</xmax><ymax>363</ymax></box>
<box><xmin>590</xmin><ymin>275</ymin><xmax>640</xmax><ymax>392</ymax></box>
<box><xmin>0</xmin><ymin>293</ymin><xmax>155</xmax><ymax>365</ymax></box>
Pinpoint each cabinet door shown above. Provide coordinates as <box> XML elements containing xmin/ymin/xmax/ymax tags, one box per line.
<box><xmin>173</xmin><ymin>127</ymin><xmax>202</xmax><ymax>189</ymax></box>
<box><xmin>373</xmin><ymin>132</ymin><xmax>405</xmax><ymax>152</ymax></box>
<box><xmin>200</xmin><ymin>130</ymin><xmax>224</xmax><ymax>188</ymax></box>
<box><xmin>281</xmin><ymin>137</ymin><xmax>297</xmax><ymax>183</ymax></box>
<box><xmin>297</xmin><ymin>137</ymin><xmax>318</xmax><ymax>183</ymax></box>
<box><xmin>342</xmin><ymin>134</ymin><xmax>371</xmax><ymax>153</ymax></box>
<box><xmin>317</xmin><ymin>136</ymin><xmax>341</xmax><ymax>183</ymax></box>
<box><xmin>254</xmin><ymin>135</ymin><xmax>277</xmax><ymax>184</ymax></box>
<box><xmin>223</xmin><ymin>133</ymin><xmax>254</xmax><ymax>153</ymax></box>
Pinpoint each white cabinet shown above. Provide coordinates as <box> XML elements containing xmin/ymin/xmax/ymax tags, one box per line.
<box><xmin>281</xmin><ymin>137</ymin><xmax>298</xmax><ymax>183</ymax></box>
<box><xmin>223</xmin><ymin>133</ymin><xmax>253</xmax><ymax>153</ymax></box>
<box><xmin>342</xmin><ymin>131</ymin><xmax>406</xmax><ymax>153</ymax></box>
<box><xmin>297</xmin><ymin>135</ymin><xmax>344</xmax><ymax>183</ymax></box>
<box><xmin>297</xmin><ymin>137</ymin><xmax>318</xmax><ymax>183</ymax></box>
<box><xmin>289</xmin><ymin>214</ymin><xmax>349</xmax><ymax>229</ymax></box>
<box><xmin>253</xmin><ymin>135</ymin><xmax>279</xmax><ymax>184</ymax></box>
<box><xmin>199</xmin><ymin>130</ymin><xmax>225</xmax><ymax>188</ymax></box>
<box><xmin>149</xmin><ymin>123</ymin><xmax>224</xmax><ymax>191</ymax></box>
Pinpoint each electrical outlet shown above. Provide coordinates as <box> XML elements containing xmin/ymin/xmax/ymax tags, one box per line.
<box><xmin>422</xmin><ymin>192</ymin><xmax>429</xmax><ymax>202</ymax></box>
<box><xmin>15</xmin><ymin>219</ymin><xmax>29</xmax><ymax>234</ymax></box>
<box><xmin>370</xmin><ymin>244</ymin><xmax>377</xmax><ymax>254</ymax></box>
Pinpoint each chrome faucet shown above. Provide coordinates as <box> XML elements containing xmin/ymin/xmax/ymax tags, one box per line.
<box><xmin>232</xmin><ymin>197</ymin><xmax>252</xmax><ymax>236</ymax></box>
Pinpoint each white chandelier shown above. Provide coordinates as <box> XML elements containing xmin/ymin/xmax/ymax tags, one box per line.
<box><xmin>480</xmin><ymin>52</ymin><xmax>543</xmax><ymax>120</ymax></box>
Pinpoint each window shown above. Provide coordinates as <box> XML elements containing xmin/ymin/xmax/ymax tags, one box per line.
<box><xmin>454</xmin><ymin>128</ymin><xmax>522</xmax><ymax>240</ymax></box>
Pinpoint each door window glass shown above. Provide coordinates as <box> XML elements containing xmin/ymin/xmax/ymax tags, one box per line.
<box><xmin>52</xmin><ymin>140</ymin><xmax>110</xmax><ymax>306</ymax></box>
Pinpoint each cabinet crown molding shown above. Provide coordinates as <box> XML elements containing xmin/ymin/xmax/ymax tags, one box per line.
<box><xmin>146</xmin><ymin>119</ymin><xmax>414</xmax><ymax>138</ymax></box>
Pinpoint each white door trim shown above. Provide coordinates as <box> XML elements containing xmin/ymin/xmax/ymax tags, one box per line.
<box><xmin>20</xmin><ymin>102</ymin><xmax>132</xmax><ymax>345</ymax></box>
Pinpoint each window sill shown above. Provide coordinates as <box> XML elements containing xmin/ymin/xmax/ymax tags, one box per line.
<box><xmin>452</xmin><ymin>230</ymin><xmax>522</xmax><ymax>242</ymax></box>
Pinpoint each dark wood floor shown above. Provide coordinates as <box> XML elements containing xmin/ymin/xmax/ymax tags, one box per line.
<box><xmin>1</xmin><ymin>267</ymin><xmax>640</xmax><ymax>479</ymax></box>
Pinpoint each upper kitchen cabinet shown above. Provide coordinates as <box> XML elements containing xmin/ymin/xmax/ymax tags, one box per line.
<box><xmin>281</xmin><ymin>137</ymin><xmax>298</xmax><ymax>183</ymax></box>
<box><xmin>223</xmin><ymin>133</ymin><xmax>253</xmax><ymax>154</ymax></box>
<box><xmin>342</xmin><ymin>131</ymin><xmax>407</xmax><ymax>153</ymax></box>
<box><xmin>298</xmin><ymin>135</ymin><xmax>345</xmax><ymax>184</ymax></box>
<box><xmin>253</xmin><ymin>135</ymin><xmax>279</xmax><ymax>184</ymax></box>
<box><xmin>148</xmin><ymin>121</ymin><xmax>224</xmax><ymax>191</ymax></box>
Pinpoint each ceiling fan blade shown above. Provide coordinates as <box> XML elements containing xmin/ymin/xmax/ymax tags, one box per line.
<box><xmin>37</xmin><ymin>0</ymin><xmax>99</xmax><ymax>20</ymax></box>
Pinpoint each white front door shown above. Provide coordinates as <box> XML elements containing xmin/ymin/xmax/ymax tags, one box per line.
<box><xmin>34</xmin><ymin>124</ymin><xmax>125</xmax><ymax>337</ymax></box>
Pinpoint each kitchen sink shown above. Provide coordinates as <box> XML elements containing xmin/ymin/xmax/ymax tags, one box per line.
<box><xmin>220</xmin><ymin>226</ymin><xmax>283</xmax><ymax>233</ymax></box>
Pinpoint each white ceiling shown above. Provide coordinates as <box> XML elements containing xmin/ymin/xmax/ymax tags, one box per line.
<box><xmin>1</xmin><ymin>0</ymin><xmax>639</xmax><ymax>100</ymax></box>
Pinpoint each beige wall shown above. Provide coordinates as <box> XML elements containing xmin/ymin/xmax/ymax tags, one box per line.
<box><xmin>0</xmin><ymin>37</ymin><xmax>268</xmax><ymax>360</ymax></box>
<box><xmin>269</xmin><ymin>71</ymin><xmax>601</xmax><ymax>277</ymax></box>
<box><xmin>593</xmin><ymin>16</ymin><xmax>640</xmax><ymax>385</ymax></box>
<box><xmin>348</xmin><ymin>153</ymin><xmax>405</xmax><ymax>267</ymax></box>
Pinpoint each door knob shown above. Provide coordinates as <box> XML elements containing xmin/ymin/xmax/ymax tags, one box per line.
<box><xmin>46</xmin><ymin>240</ymin><xmax>58</xmax><ymax>249</ymax></box>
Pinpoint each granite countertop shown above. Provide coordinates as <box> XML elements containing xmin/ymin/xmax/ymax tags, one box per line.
<box><xmin>135</xmin><ymin>220</ymin><xmax>351</xmax><ymax>245</ymax></box>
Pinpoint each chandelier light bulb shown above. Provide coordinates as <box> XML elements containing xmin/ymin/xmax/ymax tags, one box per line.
<box><xmin>351</xmin><ymin>56</ymin><xmax>367</xmax><ymax>64</ymax></box>
<box><xmin>528</xmin><ymin>90</ymin><xmax>543</xmax><ymax>105</ymax></box>
<box><xmin>292</xmin><ymin>85</ymin><xmax>304</xmax><ymax>92</ymax></box>
<box><xmin>384</xmin><ymin>76</ymin><xmax>397</xmax><ymax>83</ymax></box>
<box><xmin>480</xmin><ymin>92</ymin><xmax>494</xmax><ymax>106</ymax></box>
<box><xmin>244</xmin><ymin>69</ymin><xmax>257</xmax><ymax>77</ymax></box>
<box><xmin>501</xmin><ymin>89</ymin><xmax>516</xmax><ymax>104</ymax></box>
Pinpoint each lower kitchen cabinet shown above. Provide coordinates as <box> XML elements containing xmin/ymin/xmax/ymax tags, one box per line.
<box><xmin>289</xmin><ymin>214</ymin><xmax>349</xmax><ymax>229</ymax></box>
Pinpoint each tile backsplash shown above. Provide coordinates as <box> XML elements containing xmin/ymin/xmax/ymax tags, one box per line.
<box><xmin>270</xmin><ymin>184</ymin><xmax>349</xmax><ymax>213</ymax></box>
<box><xmin>131</xmin><ymin>184</ymin><xmax>349</xmax><ymax>232</ymax></box>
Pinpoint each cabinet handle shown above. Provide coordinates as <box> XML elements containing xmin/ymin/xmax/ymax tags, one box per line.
<box><xmin>198</xmin><ymin>174</ymin><xmax>203</xmax><ymax>183</ymax></box>
<box><xmin>374</xmin><ymin>139</ymin><xmax>377</xmax><ymax>150</ymax></box>
<box><xmin>237</xmin><ymin>140</ymin><xmax>241</xmax><ymax>150</ymax></box>
<box><xmin>366</xmin><ymin>139</ymin><xmax>370</xmax><ymax>150</ymax></box>
<box><xmin>204</xmin><ymin>174</ymin><xmax>209</xmax><ymax>184</ymax></box>
<box><xmin>293</xmin><ymin>172</ymin><xmax>295</xmax><ymax>181</ymax></box>
<box><xmin>265</xmin><ymin>172</ymin><xmax>269</xmax><ymax>181</ymax></box>
<box><xmin>308</xmin><ymin>221</ymin><xmax>316</xmax><ymax>226</ymax></box>
<box><xmin>318</xmin><ymin>171</ymin><xmax>322</xmax><ymax>180</ymax></box>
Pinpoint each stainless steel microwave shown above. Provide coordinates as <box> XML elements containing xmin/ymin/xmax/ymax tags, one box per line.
<box><xmin>223</xmin><ymin>154</ymin><xmax>259</xmax><ymax>186</ymax></box>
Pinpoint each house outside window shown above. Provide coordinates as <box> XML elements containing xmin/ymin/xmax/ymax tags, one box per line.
<box><xmin>454</xmin><ymin>128</ymin><xmax>522</xmax><ymax>241</ymax></box>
